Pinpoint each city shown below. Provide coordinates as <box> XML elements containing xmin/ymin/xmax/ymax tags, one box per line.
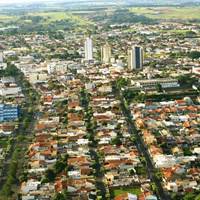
<box><xmin>0</xmin><ymin>0</ymin><xmax>200</xmax><ymax>200</ymax></box>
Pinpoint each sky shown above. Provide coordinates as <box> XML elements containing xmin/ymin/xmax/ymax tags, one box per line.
<box><xmin>0</xmin><ymin>0</ymin><xmax>199</xmax><ymax>5</ymax></box>
<box><xmin>0</xmin><ymin>0</ymin><xmax>52</xmax><ymax>4</ymax></box>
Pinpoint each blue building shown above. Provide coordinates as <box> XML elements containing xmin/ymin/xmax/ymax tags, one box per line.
<box><xmin>0</xmin><ymin>104</ymin><xmax>19</xmax><ymax>122</ymax></box>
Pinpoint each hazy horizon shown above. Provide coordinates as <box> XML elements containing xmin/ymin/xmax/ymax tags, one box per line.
<box><xmin>0</xmin><ymin>0</ymin><xmax>51</xmax><ymax>4</ymax></box>
<box><xmin>0</xmin><ymin>0</ymin><xmax>200</xmax><ymax>5</ymax></box>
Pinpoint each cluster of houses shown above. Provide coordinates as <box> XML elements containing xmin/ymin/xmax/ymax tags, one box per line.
<box><xmin>19</xmin><ymin>60</ymin><xmax>162</xmax><ymax>199</ymax></box>
<box><xmin>131</xmin><ymin>98</ymin><xmax>200</xmax><ymax>194</ymax></box>
<box><xmin>0</xmin><ymin>17</ymin><xmax>199</xmax><ymax>200</ymax></box>
<box><xmin>82</xmin><ymin>65</ymin><xmax>158</xmax><ymax>200</ymax></box>
<box><xmin>20</xmin><ymin>73</ymin><xmax>97</xmax><ymax>199</ymax></box>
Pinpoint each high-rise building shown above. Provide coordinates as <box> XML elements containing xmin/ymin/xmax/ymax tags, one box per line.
<box><xmin>0</xmin><ymin>51</ymin><xmax>7</xmax><ymax>70</ymax></box>
<box><xmin>101</xmin><ymin>43</ymin><xmax>112</xmax><ymax>63</ymax></box>
<box><xmin>128</xmin><ymin>46</ymin><xmax>143</xmax><ymax>70</ymax></box>
<box><xmin>0</xmin><ymin>52</ymin><xmax>3</xmax><ymax>63</ymax></box>
<box><xmin>84</xmin><ymin>36</ymin><xmax>93</xmax><ymax>61</ymax></box>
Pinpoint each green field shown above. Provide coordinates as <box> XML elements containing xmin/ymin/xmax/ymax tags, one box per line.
<box><xmin>130</xmin><ymin>7</ymin><xmax>200</xmax><ymax>20</ymax></box>
<box><xmin>0</xmin><ymin>15</ymin><xmax>15</xmax><ymax>21</ymax></box>
<box><xmin>29</xmin><ymin>11</ymin><xmax>93</xmax><ymax>26</ymax></box>
<box><xmin>0</xmin><ymin>11</ymin><xmax>93</xmax><ymax>32</ymax></box>
<box><xmin>111</xmin><ymin>187</ymin><xmax>141</xmax><ymax>196</ymax></box>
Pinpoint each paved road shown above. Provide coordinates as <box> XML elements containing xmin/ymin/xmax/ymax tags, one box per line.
<box><xmin>115</xmin><ymin>87</ymin><xmax>171</xmax><ymax>200</ymax></box>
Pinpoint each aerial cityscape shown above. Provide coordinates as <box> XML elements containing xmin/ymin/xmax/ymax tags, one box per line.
<box><xmin>0</xmin><ymin>0</ymin><xmax>200</xmax><ymax>200</ymax></box>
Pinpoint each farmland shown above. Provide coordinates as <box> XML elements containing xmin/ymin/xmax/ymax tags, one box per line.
<box><xmin>130</xmin><ymin>7</ymin><xmax>200</xmax><ymax>20</ymax></box>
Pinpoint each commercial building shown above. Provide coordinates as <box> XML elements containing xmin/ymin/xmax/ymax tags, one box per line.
<box><xmin>47</xmin><ymin>61</ymin><xmax>69</xmax><ymax>74</ymax></box>
<box><xmin>0</xmin><ymin>52</ymin><xmax>3</xmax><ymax>63</ymax></box>
<box><xmin>84</xmin><ymin>36</ymin><xmax>93</xmax><ymax>61</ymax></box>
<box><xmin>0</xmin><ymin>104</ymin><xmax>19</xmax><ymax>122</ymax></box>
<box><xmin>0</xmin><ymin>51</ymin><xmax>7</xmax><ymax>70</ymax></box>
<box><xmin>128</xmin><ymin>46</ymin><xmax>143</xmax><ymax>70</ymax></box>
<box><xmin>135</xmin><ymin>78</ymin><xmax>180</xmax><ymax>90</ymax></box>
<box><xmin>101</xmin><ymin>43</ymin><xmax>112</xmax><ymax>63</ymax></box>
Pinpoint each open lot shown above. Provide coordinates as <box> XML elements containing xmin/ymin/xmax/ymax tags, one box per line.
<box><xmin>111</xmin><ymin>187</ymin><xmax>141</xmax><ymax>197</ymax></box>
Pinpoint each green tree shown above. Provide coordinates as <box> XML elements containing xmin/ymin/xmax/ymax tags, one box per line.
<box><xmin>156</xmin><ymin>83</ymin><xmax>163</xmax><ymax>93</ymax></box>
<box><xmin>188</xmin><ymin>51</ymin><xmax>200</xmax><ymax>59</ymax></box>
<box><xmin>53</xmin><ymin>193</ymin><xmax>65</xmax><ymax>200</ymax></box>
<box><xmin>183</xmin><ymin>192</ymin><xmax>196</xmax><ymax>200</ymax></box>
<box><xmin>45</xmin><ymin>169</ymin><xmax>56</xmax><ymax>182</ymax></box>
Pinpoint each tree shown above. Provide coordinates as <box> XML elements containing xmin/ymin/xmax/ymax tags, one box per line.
<box><xmin>53</xmin><ymin>193</ymin><xmax>65</xmax><ymax>200</ymax></box>
<box><xmin>183</xmin><ymin>192</ymin><xmax>196</xmax><ymax>200</ymax></box>
<box><xmin>156</xmin><ymin>83</ymin><xmax>163</xmax><ymax>93</ymax></box>
<box><xmin>45</xmin><ymin>169</ymin><xmax>56</xmax><ymax>182</ymax></box>
<box><xmin>54</xmin><ymin>161</ymin><xmax>66</xmax><ymax>174</ymax></box>
<box><xmin>151</xmin><ymin>182</ymin><xmax>157</xmax><ymax>193</ymax></box>
<box><xmin>116</xmin><ymin>77</ymin><xmax>130</xmax><ymax>88</ymax></box>
<box><xmin>111</xmin><ymin>136</ymin><xmax>122</xmax><ymax>146</ymax></box>
<box><xmin>188</xmin><ymin>51</ymin><xmax>200</xmax><ymax>59</ymax></box>
<box><xmin>0</xmin><ymin>183</ymin><xmax>12</xmax><ymax>197</ymax></box>
<box><xmin>195</xmin><ymin>194</ymin><xmax>200</xmax><ymax>200</ymax></box>
<box><xmin>178</xmin><ymin>75</ymin><xmax>198</xmax><ymax>86</ymax></box>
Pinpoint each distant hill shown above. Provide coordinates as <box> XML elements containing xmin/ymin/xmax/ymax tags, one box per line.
<box><xmin>0</xmin><ymin>0</ymin><xmax>200</xmax><ymax>9</ymax></box>
<box><xmin>125</xmin><ymin>0</ymin><xmax>200</xmax><ymax>5</ymax></box>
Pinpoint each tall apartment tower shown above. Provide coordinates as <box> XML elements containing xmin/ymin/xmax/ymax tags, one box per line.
<box><xmin>0</xmin><ymin>52</ymin><xmax>3</xmax><ymax>63</ymax></box>
<box><xmin>128</xmin><ymin>46</ymin><xmax>143</xmax><ymax>70</ymax></box>
<box><xmin>101</xmin><ymin>43</ymin><xmax>112</xmax><ymax>63</ymax></box>
<box><xmin>84</xmin><ymin>36</ymin><xmax>93</xmax><ymax>61</ymax></box>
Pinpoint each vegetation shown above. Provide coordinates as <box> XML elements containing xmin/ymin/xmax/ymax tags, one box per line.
<box><xmin>0</xmin><ymin>148</ymin><xmax>20</xmax><ymax>197</ymax></box>
<box><xmin>108</xmin><ymin>9</ymin><xmax>156</xmax><ymax>25</ymax></box>
<box><xmin>110</xmin><ymin>187</ymin><xmax>141</xmax><ymax>197</ymax></box>
<box><xmin>80</xmin><ymin>89</ymin><xmax>107</xmax><ymax>199</ymax></box>
<box><xmin>0</xmin><ymin>11</ymin><xmax>93</xmax><ymax>34</ymax></box>
<box><xmin>0</xmin><ymin>64</ymin><xmax>40</xmax><ymax>199</ymax></box>
<box><xmin>129</xmin><ymin>7</ymin><xmax>200</xmax><ymax>21</ymax></box>
<box><xmin>178</xmin><ymin>74</ymin><xmax>198</xmax><ymax>87</ymax></box>
<box><xmin>122</xmin><ymin>86</ymin><xmax>199</xmax><ymax>104</ymax></box>
<box><xmin>188</xmin><ymin>51</ymin><xmax>200</xmax><ymax>59</ymax></box>
<box><xmin>43</xmin><ymin>154</ymin><xmax>68</xmax><ymax>183</ymax></box>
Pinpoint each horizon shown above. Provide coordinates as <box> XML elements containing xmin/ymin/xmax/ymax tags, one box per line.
<box><xmin>0</xmin><ymin>0</ymin><xmax>200</xmax><ymax>5</ymax></box>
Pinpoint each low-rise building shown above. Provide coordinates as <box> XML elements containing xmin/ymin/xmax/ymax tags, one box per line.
<box><xmin>0</xmin><ymin>103</ymin><xmax>19</xmax><ymax>122</ymax></box>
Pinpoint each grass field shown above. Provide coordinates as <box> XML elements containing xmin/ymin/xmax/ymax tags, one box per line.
<box><xmin>0</xmin><ymin>15</ymin><xmax>16</xmax><ymax>22</ymax></box>
<box><xmin>29</xmin><ymin>11</ymin><xmax>93</xmax><ymax>26</ymax></box>
<box><xmin>111</xmin><ymin>187</ymin><xmax>141</xmax><ymax>196</ymax></box>
<box><xmin>129</xmin><ymin>7</ymin><xmax>200</xmax><ymax>20</ymax></box>
<box><xmin>0</xmin><ymin>11</ymin><xmax>93</xmax><ymax>30</ymax></box>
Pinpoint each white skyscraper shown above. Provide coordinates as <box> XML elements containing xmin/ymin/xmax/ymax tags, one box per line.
<box><xmin>101</xmin><ymin>43</ymin><xmax>112</xmax><ymax>63</ymax></box>
<box><xmin>0</xmin><ymin>52</ymin><xmax>3</xmax><ymax>63</ymax></box>
<box><xmin>84</xmin><ymin>36</ymin><xmax>93</xmax><ymax>61</ymax></box>
<box><xmin>128</xmin><ymin>46</ymin><xmax>143</xmax><ymax>70</ymax></box>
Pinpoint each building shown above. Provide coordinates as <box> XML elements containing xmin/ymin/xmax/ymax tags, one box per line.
<box><xmin>101</xmin><ymin>43</ymin><xmax>112</xmax><ymax>63</ymax></box>
<box><xmin>128</xmin><ymin>46</ymin><xmax>143</xmax><ymax>70</ymax></box>
<box><xmin>134</xmin><ymin>78</ymin><xmax>180</xmax><ymax>90</ymax></box>
<box><xmin>0</xmin><ymin>51</ymin><xmax>7</xmax><ymax>70</ymax></box>
<box><xmin>0</xmin><ymin>87</ymin><xmax>22</xmax><ymax>97</ymax></box>
<box><xmin>192</xmin><ymin>66</ymin><xmax>200</xmax><ymax>76</ymax></box>
<box><xmin>0</xmin><ymin>104</ymin><xmax>19</xmax><ymax>122</ymax></box>
<box><xmin>0</xmin><ymin>52</ymin><xmax>3</xmax><ymax>63</ymax></box>
<box><xmin>29</xmin><ymin>73</ymin><xmax>48</xmax><ymax>84</ymax></box>
<box><xmin>47</xmin><ymin>61</ymin><xmax>68</xmax><ymax>74</ymax></box>
<box><xmin>84</xmin><ymin>36</ymin><xmax>93</xmax><ymax>61</ymax></box>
